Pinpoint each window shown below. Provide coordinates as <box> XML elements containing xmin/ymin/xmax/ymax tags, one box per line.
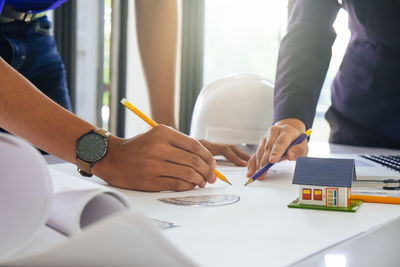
<box><xmin>313</xmin><ymin>189</ymin><xmax>322</xmax><ymax>201</ymax></box>
<box><xmin>203</xmin><ymin>2</ymin><xmax>351</xmax><ymax>142</ymax></box>
<box><xmin>54</xmin><ymin>1</ymin><xmax>140</xmax><ymax>136</ymax></box>
<box><xmin>73</xmin><ymin>1</ymin><xmax>103</xmax><ymax>125</ymax></box>
<box><xmin>203</xmin><ymin>0</ymin><xmax>287</xmax><ymax>84</ymax></box>
<box><xmin>101</xmin><ymin>0</ymin><xmax>112</xmax><ymax>130</ymax></box>
<box><xmin>302</xmin><ymin>188</ymin><xmax>312</xmax><ymax>200</ymax></box>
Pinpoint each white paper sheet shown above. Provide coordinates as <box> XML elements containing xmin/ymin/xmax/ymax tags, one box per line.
<box><xmin>6</xmin><ymin>211</ymin><xmax>198</xmax><ymax>267</ymax></box>
<box><xmin>0</xmin><ymin>134</ymin><xmax>132</xmax><ymax>262</ymax></box>
<box><xmin>0</xmin><ymin>134</ymin><xmax>53</xmax><ymax>261</ymax></box>
<box><xmin>48</xmin><ymin>169</ymin><xmax>131</xmax><ymax>236</ymax></box>
<box><xmin>11</xmin><ymin>225</ymin><xmax>67</xmax><ymax>260</ymax></box>
<box><xmin>116</xmin><ymin>160</ymin><xmax>400</xmax><ymax>267</ymax></box>
<box><xmin>37</xmin><ymin>155</ymin><xmax>400</xmax><ymax>266</ymax></box>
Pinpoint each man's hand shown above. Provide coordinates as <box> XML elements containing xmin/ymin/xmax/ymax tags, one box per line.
<box><xmin>199</xmin><ymin>140</ymin><xmax>250</xmax><ymax>166</ymax></box>
<box><xmin>247</xmin><ymin>118</ymin><xmax>308</xmax><ymax>180</ymax></box>
<box><xmin>93</xmin><ymin>125</ymin><xmax>217</xmax><ymax>192</ymax></box>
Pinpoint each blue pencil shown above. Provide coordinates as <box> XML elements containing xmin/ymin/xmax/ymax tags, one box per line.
<box><xmin>244</xmin><ymin>129</ymin><xmax>312</xmax><ymax>186</ymax></box>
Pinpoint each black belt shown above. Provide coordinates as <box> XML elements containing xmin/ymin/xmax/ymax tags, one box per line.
<box><xmin>0</xmin><ymin>4</ymin><xmax>44</xmax><ymax>23</ymax></box>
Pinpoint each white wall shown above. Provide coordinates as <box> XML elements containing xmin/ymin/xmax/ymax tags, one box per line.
<box><xmin>298</xmin><ymin>185</ymin><xmax>349</xmax><ymax>207</ymax></box>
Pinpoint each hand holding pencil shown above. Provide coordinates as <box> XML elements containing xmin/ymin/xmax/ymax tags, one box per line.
<box><xmin>121</xmin><ymin>98</ymin><xmax>232</xmax><ymax>186</ymax></box>
<box><xmin>246</xmin><ymin>118</ymin><xmax>311</xmax><ymax>184</ymax></box>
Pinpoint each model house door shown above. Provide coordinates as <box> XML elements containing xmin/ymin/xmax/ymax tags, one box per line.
<box><xmin>326</xmin><ymin>188</ymin><xmax>338</xmax><ymax>207</ymax></box>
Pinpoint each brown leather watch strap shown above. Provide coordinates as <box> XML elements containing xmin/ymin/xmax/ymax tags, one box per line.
<box><xmin>76</xmin><ymin>158</ymin><xmax>92</xmax><ymax>177</ymax></box>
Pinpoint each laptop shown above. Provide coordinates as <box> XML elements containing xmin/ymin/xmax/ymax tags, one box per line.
<box><xmin>328</xmin><ymin>154</ymin><xmax>400</xmax><ymax>181</ymax></box>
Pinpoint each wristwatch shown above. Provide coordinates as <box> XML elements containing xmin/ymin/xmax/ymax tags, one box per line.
<box><xmin>76</xmin><ymin>128</ymin><xmax>110</xmax><ymax>177</ymax></box>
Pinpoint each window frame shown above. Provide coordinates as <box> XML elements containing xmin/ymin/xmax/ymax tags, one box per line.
<box><xmin>302</xmin><ymin>188</ymin><xmax>312</xmax><ymax>200</ymax></box>
<box><xmin>313</xmin><ymin>189</ymin><xmax>323</xmax><ymax>201</ymax></box>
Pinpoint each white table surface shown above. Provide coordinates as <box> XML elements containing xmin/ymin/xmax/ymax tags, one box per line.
<box><xmin>46</xmin><ymin>143</ymin><xmax>400</xmax><ymax>267</ymax></box>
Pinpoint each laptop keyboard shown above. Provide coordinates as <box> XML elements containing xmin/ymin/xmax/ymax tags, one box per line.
<box><xmin>361</xmin><ymin>155</ymin><xmax>400</xmax><ymax>173</ymax></box>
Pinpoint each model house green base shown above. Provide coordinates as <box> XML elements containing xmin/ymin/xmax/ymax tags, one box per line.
<box><xmin>288</xmin><ymin>198</ymin><xmax>363</xmax><ymax>213</ymax></box>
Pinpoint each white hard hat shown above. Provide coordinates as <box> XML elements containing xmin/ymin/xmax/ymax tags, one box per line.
<box><xmin>190</xmin><ymin>74</ymin><xmax>274</xmax><ymax>145</ymax></box>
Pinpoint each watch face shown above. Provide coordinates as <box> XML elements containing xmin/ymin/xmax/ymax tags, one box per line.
<box><xmin>76</xmin><ymin>132</ymin><xmax>107</xmax><ymax>162</ymax></box>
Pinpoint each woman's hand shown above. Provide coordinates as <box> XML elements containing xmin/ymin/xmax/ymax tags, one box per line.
<box><xmin>199</xmin><ymin>139</ymin><xmax>250</xmax><ymax>166</ymax></box>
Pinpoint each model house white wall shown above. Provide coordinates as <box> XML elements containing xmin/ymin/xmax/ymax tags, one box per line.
<box><xmin>298</xmin><ymin>185</ymin><xmax>350</xmax><ymax>207</ymax></box>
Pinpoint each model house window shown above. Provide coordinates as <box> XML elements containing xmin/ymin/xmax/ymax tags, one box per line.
<box><xmin>302</xmin><ymin>188</ymin><xmax>312</xmax><ymax>200</ymax></box>
<box><xmin>313</xmin><ymin>189</ymin><xmax>322</xmax><ymax>201</ymax></box>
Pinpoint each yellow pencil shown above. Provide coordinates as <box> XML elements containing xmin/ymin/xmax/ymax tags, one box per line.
<box><xmin>351</xmin><ymin>195</ymin><xmax>400</xmax><ymax>204</ymax></box>
<box><xmin>121</xmin><ymin>98</ymin><xmax>232</xmax><ymax>185</ymax></box>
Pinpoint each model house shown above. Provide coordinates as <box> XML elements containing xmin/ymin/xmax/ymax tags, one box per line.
<box><xmin>292</xmin><ymin>157</ymin><xmax>356</xmax><ymax>208</ymax></box>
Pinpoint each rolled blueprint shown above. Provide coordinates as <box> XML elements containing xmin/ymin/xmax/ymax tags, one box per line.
<box><xmin>0</xmin><ymin>133</ymin><xmax>53</xmax><ymax>260</ymax></box>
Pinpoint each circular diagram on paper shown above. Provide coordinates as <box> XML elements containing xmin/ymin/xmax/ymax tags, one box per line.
<box><xmin>159</xmin><ymin>194</ymin><xmax>240</xmax><ymax>207</ymax></box>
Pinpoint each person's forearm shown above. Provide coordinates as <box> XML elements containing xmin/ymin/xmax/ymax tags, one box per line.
<box><xmin>0</xmin><ymin>59</ymin><xmax>219</xmax><ymax>192</ymax></box>
<box><xmin>135</xmin><ymin>0</ymin><xmax>177</xmax><ymax>128</ymax></box>
<box><xmin>0</xmin><ymin>58</ymin><xmax>93</xmax><ymax>163</ymax></box>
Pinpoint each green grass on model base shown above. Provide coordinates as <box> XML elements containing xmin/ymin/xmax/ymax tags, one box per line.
<box><xmin>288</xmin><ymin>198</ymin><xmax>362</xmax><ymax>213</ymax></box>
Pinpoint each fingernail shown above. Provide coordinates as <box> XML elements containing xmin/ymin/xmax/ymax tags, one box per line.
<box><xmin>210</xmin><ymin>173</ymin><xmax>217</xmax><ymax>184</ymax></box>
